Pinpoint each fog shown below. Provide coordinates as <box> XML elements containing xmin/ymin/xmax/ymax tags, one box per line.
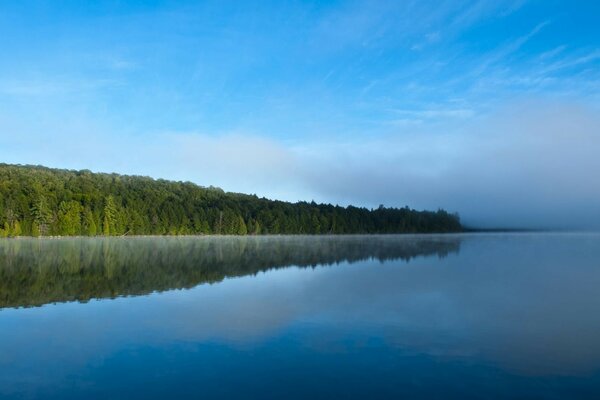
<box><xmin>296</xmin><ymin>100</ymin><xmax>600</xmax><ymax>229</ymax></box>
<box><xmin>1</xmin><ymin>99</ymin><xmax>599</xmax><ymax>229</ymax></box>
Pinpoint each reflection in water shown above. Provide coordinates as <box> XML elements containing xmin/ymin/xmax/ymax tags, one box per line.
<box><xmin>0</xmin><ymin>235</ymin><xmax>460</xmax><ymax>308</ymax></box>
<box><xmin>1</xmin><ymin>234</ymin><xmax>600</xmax><ymax>399</ymax></box>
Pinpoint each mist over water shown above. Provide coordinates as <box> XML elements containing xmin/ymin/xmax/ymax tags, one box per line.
<box><xmin>0</xmin><ymin>235</ymin><xmax>460</xmax><ymax>308</ymax></box>
<box><xmin>1</xmin><ymin>234</ymin><xmax>600</xmax><ymax>399</ymax></box>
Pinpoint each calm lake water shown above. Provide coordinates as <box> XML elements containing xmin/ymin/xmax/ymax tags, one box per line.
<box><xmin>1</xmin><ymin>233</ymin><xmax>599</xmax><ymax>399</ymax></box>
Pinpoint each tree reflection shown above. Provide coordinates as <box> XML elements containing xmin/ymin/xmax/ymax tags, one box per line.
<box><xmin>0</xmin><ymin>235</ymin><xmax>461</xmax><ymax>309</ymax></box>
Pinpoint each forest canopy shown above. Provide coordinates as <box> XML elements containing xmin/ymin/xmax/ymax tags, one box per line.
<box><xmin>0</xmin><ymin>163</ymin><xmax>462</xmax><ymax>237</ymax></box>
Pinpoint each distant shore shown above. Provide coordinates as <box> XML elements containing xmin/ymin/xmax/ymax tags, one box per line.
<box><xmin>0</xmin><ymin>230</ymin><xmax>584</xmax><ymax>240</ymax></box>
<box><xmin>1</xmin><ymin>163</ymin><xmax>462</xmax><ymax>237</ymax></box>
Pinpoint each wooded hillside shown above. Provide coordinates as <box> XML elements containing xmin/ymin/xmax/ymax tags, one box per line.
<box><xmin>0</xmin><ymin>163</ymin><xmax>462</xmax><ymax>236</ymax></box>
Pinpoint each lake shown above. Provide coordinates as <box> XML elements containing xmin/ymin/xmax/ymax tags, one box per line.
<box><xmin>1</xmin><ymin>233</ymin><xmax>599</xmax><ymax>399</ymax></box>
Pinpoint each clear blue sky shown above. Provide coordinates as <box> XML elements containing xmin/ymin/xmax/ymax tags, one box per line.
<box><xmin>1</xmin><ymin>1</ymin><xmax>599</xmax><ymax>228</ymax></box>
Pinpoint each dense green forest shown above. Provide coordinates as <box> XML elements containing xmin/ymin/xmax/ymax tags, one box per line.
<box><xmin>0</xmin><ymin>236</ymin><xmax>461</xmax><ymax>308</ymax></box>
<box><xmin>0</xmin><ymin>163</ymin><xmax>462</xmax><ymax>237</ymax></box>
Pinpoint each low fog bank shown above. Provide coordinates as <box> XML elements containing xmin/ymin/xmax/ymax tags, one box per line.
<box><xmin>1</xmin><ymin>99</ymin><xmax>598</xmax><ymax>230</ymax></box>
<box><xmin>298</xmin><ymin>100</ymin><xmax>600</xmax><ymax>230</ymax></box>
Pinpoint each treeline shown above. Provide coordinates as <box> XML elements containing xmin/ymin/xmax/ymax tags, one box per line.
<box><xmin>0</xmin><ymin>163</ymin><xmax>462</xmax><ymax>237</ymax></box>
<box><xmin>0</xmin><ymin>236</ymin><xmax>462</xmax><ymax>308</ymax></box>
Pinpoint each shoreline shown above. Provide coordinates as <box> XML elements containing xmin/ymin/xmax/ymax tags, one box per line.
<box><xmin>0</xmin><ymin>230</ymin><xmax>594</xmax><ymax>240</ymax></box>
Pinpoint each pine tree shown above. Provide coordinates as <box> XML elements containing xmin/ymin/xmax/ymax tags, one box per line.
<box><xmin>253</xmin><ymin>220</ymin><xmax>261</xmax><ymax>235</ymax></box>
<box><xmin>103</xmin><ymin>195</ymin><xmax>117</xmax><ymax>236</ymax></box>
<box><xmin>30</xmin><ymin>197</ymin><xmax>52</xmax><ymax>236</ymax></box>
<box><xmin>12</xmin><ymin>220</ymin><xmax>22</xmax><ymax>237</ymax></box>
<box><xmin>83</xmin><ymin>209</ymin><xmax>97</xmax><ymax>236</ymax></box>
<box><xmin>200</xmin><ymin>220</ymin><xmax>210</xmax><ymax>234</ymax></box>
<box><xmin>31</xmin><ymin>222</ymin><xmax>40</xmax><ymax>237</ymax></box>
<box><xmin>58</xmin><ymin>201</ymin><xmax>82</xmax><ymax>236</ymax></box>
<box><xmin>237</xmin><ymin>216</ymin><xmax>247</xmax><ymax>235</ymax></box>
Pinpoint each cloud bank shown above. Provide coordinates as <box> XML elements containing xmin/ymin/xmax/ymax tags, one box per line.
<box><xmin>1</xmin><ymin>99</ymin><xmax>599</xmax><ymax>229</ymax></box>
<box><xmin>295</xmin><ymin>100</ymin><xmax>600</xmax><ymax>229</ymax></box>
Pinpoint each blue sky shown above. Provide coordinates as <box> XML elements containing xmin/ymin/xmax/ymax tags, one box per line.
<box><xmin>1</xmin><ymin>1</ymin><xmax>599</xmax><ymax>228</ymax></box>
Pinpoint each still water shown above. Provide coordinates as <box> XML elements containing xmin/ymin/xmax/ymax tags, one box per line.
<box><xmin>0</xmin><ymin>234</ymin><xmax>599</xmax><ymax>399</ymax></box>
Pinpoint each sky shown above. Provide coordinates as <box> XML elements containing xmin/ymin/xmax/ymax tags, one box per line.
<box><xmin>0</xmin><ymin>0</ymin><xmax>599</xmax><ymax>229</ymax></box>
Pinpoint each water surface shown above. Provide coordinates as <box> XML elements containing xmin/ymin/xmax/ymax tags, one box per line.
<box><xmin>1</xmin><ymin>234</ymin><xmax>599</xmax><ymax>399</ymax></box>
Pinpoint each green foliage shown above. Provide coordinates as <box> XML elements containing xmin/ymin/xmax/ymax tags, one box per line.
<box><xmin>0</xmin><ymin>223</ymin><xmax>8</xmax><ymax>238</ymax></box>
<box><xmin>11</xmin><ymin>220</ymin><xmax>22</xmax><ymax>237</ymax></box>
<box><xmin>58</xmin><ymin>201</ymin><xmax>82</xmax><ymax>236</ymax></box>
<box><xmin>30</xmin><ymin>196</ymin><xmax>52</xmax><ymax>236</ymax></box>
<box><xmin>31</xmin><ymin>222</ymin><xmax>40</xmax><ymax>237</ymax></box>
<box><xmin>103</xmin><ymin>195</ymin><xmax>117</xmax><ymax>236</ymax></box>
<box><xmin>237</xmin><ymin>216</ymin><xmax>248</xmax><ymax>235</ymax></box>
<box><xmin>83</xmin><ymin>209</ymin><xmax>97</xmax><ymax>236</ymax></box>
<box><xmin>0</xmin><ymin>163</ymin><xmax>462</xmax><ymax>237</ymax></box>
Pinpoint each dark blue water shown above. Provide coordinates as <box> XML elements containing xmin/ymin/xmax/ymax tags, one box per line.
<box><xmin>1</xmin><ymin>234</ymin><xmax>599</xmax><ymax>399</ymax></box>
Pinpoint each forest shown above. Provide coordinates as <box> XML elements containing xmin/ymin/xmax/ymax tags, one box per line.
<box><xmin>0</xmin><ymin>163</ymin><xmax>462</xmax><ymax>236</ymax></box>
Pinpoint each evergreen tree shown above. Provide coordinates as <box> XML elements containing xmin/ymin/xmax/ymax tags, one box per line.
<box><xmin>200</xmin><ymin>220</ymin><xmax>210</xmax><ymax>234</ymax></box>
<box><xmin>253</xmin><ymin>220</ymin><xmax>261</xmax><ymax>235</ymax></box>
<box><xmin>31</xmin><ymin>222</ymin><xmax>41</xmax><ymax>237</ymax></box>
<box><xmin>30</xmin><ymin>196</ymin><xmax>52</xmax><ymax>236</ymax></box>
<box><xmin>83</xmin><ymin>209</ymin><xmax>97</xmax><ymax>236</ymax></box>
<box><xmin>58</xmin><ymin>201</ymin><xmax>82</xmax><ymax>236</ymax></box>
<box><xmin>103</xmin><ymin>195</ymin><xmax>117</xmax><ymax>236</ymax></box>
<box><xmin>237</xmin><ymin>216</ymin><xmax>248</xmax><ymax>235</ymax></box>
<box><xmin>11</xmin><ymin>220</ymin><xmax>22</xmax><ymax>237</ymax></box>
